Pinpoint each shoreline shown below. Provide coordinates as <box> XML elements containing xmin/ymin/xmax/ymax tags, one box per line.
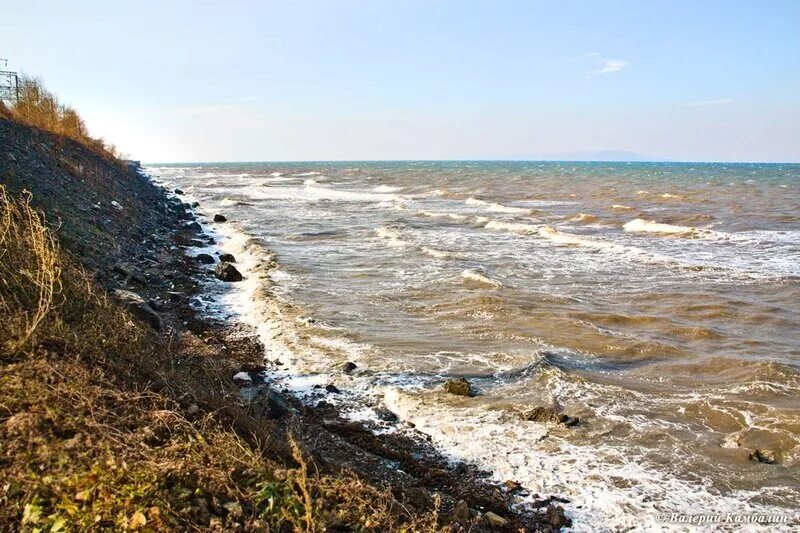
<box><xmin>139</xmin><ymin>167</ymin><xmax>573</xmax><ymax>531</ymax></box>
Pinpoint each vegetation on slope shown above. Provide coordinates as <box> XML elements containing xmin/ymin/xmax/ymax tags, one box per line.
<box><xmin>0</xmin><ymin>187</ymin><xmax>444</xmax><ymax>531</ymax></box>
<box><xmin>0</xmin><ymin>75</ymin><xmax>122</xmax><ymax>160</ymax></box>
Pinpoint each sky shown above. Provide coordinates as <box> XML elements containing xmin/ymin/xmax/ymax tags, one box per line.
<box><xmin>2</xmin><ymin>0</ymin><xmax>799</xmax><ymax>162</ymax></box>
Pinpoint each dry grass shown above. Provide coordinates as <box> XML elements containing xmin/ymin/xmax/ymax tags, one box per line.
<box><xmin>6</xmin><ymin>76</ymin><xmax>124</xmax><ymax>161</ymax></box>
<box><xmin>0</xmin><ymin>186</ymin><xmax>448</xmax><ymax>531</ymax></box>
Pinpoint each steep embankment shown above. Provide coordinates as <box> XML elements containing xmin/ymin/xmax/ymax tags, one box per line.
<box><xmin>0</xmin><ymin>116</ymin><xmax>569</xmax><ymax>532</ymax></box>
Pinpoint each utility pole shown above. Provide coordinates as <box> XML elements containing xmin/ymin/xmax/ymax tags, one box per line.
<box><xmin>0</xmin><ymin>58</ymin><xmax>20</xmax><ymax>104</ymax></box>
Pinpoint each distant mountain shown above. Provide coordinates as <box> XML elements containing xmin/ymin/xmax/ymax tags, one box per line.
<box><xmin>496</xmin><ymin>150</ymin><xmax>669</xmax><ymax>162</ymax></box>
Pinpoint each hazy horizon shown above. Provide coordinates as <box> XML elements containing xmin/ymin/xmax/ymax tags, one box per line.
<box><xmin>3</xmin><ymin>1</ymin><xmax>800</xmax><ymax>163</ymax></box>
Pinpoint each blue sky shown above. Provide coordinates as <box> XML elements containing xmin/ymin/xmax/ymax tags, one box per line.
<box><xmin>2</xmin><ymin>1</ymin><xmax>799</xmax><ymax>162</ymax></box>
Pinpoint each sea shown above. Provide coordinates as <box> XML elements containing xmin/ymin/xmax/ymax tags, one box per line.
<box><xmin>148</xmin><ymin>161</ymin><xmax>800</xmax><ymax>531</ymax></box>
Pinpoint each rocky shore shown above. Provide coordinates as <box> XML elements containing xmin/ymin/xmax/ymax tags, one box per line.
<box><xmin>0</xmin><ymin>116</ymin><xmax>570</xmax><ymax>531</ymax></box>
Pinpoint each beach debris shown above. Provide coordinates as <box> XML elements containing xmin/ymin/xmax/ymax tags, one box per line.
<box><xmin>215</xmin><ymin>262</ymin><xmax>243</xmax><ymax>282</ymax></box>
<box><xmin>520</xmin><ymin>406</ymin><xmax>579</xmax><ymax>427</ymax></box>
<box><xmin>749</xmin><ymin>448</ymin><xmax>776</xmax><ymax>464</ymax></box>
<box><xmin>341</xmin><ymin>361</ymin><xmax>358</xmax><ymax>373</ymax></box>
<box><xmin>213</xmin><ymin>214</ymin><xmax>227</xmax><ymax>222</ymax></box>
<box><xmin>218</xmin><ymin>253</ymin><xmax>236</xmax><ymax>263</ymax></box>
<box><xmin>195</xmin><ymin>253</ymin><xmax>215</xmax><ymax>264</ymax></box>
<box><xmin>110</xmin><ymin>200</ymin><xmax>123</xmax><ymax>211</ymax></box>
<box><xmin>443</xmin><ymin>377</ymin><xmax>473</xmax><ymax>396</ymax></box>
<box><xmin>483</xmin><ymin>511</ymin><xmax>508</xmax><ymax>528</ymax></box>
<box><xmin>112</xmin><ymin>289</ymin><xmax>161</xmax><ymax>330</ymax></box>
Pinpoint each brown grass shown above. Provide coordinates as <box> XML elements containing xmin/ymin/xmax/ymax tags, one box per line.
<box><xmin>0</xmin><ymin>186</ymin><xmax>447</xmax><ymax>531</ymax></box>
<box><xmin>5</xmin><ymin>76</ymin><xmax>124</xmax><ymax>161</ymax></box>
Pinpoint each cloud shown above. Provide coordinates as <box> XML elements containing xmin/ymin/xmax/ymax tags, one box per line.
<box><xmin>585</xmin><ymin>52</ymin><xmax>601</xmax><ymax>58</ymax></box>
<box><xmin>597</xmin><ymin>59</ymin><xmax>629</xmax><ymax>74</ymax></box>
<box><xmin>681</xmin><ymin>98</ymin><xmax>735</xmax><ymax>107</ymax></box>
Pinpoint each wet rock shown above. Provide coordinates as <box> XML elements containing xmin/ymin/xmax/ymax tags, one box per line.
<box><xmin>218</xmin><ymin>253</ymin><xmax>236</xmax><ymax>263</ymax></box>
<box><xmin>443</xmin><ymin>377</ymin><xmax>472</xmax><ymax>396</ymax></box>
<box><xmin>503</xmin><ymin>480</ymin><xmax>523</xmax><ymax>493</ymax></box>
<box><xmin>215</xmin><ymin>262</ymin><xmax>243</xmax><ymax>282</ymax></box>
<box><xmin>248</xmin><ymin>388</ymin><xmax>290</xmax><ymax>419</ymax></box>
<box><xmin>113</xmin><ymin>263</ymin><xmax>147</xmax><ymax>284</ymax></box>
<box><xmin>483</xmin><ymin>511</ymin><xmax>508</xmax><ymax>528</ymax></box>
<box><xmin>112</xmin><ymin>289</ymin><xmax>161</xmax><ymax>330</ymax></box>
<box><xmin>196</xmin><ymin>253</ymin><xmax>215</xmax><ymax>264</ymax></box>
<box><xmin>521</xmin><ymin>406</ymin><xmax>579</xmax><ymax>427</ymax></box>
<box><xmin>325</xmin><ymin>384</ymin><xmax>341</xmax><ymax>394</ymax></box>
<box><xmin>341</xmin><ymin>361</ymin><xmax>358</xmax><ymax>373</ymax></box>
<box><xmin>174</xmin><ymin>188</ymin><xmax>184</xmax><ymax>195</ymax></box>
<box><xmin>545</xmin><ymin>504</ymin><xmax>571</xmax><ymax>529</ymax></box>
<box><xmin>375</xmin><ymin>408</ymin><xmax>398</xmax><ymax>422</ymax></box>
<box><xmin>191</xmin><ymin>201</ymin><xmax>200</xmax><ymax>208</ymax></box>
<box><xmin>749</xmin><ymin>448</ymin><xmax>776</xmax><ymax>464</ymax></box>
<box><xmin>181</xmin><ymin>221</ymin><xmax>202</xmax><ymax>232</ymax></box>
<box><xmin>213</xmin><ymin>214</ymin><xmax>227</xmax><ymax>222</ymax></box>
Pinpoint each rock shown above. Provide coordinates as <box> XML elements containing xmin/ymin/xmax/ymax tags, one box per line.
<box><xmin>521</xmin><ymin>406</ymin><xmax>579</xmax><ymax>427</ymax></box>
<box><xmin>483</xmin><ymin>511</ymin><xmax>508</xmax><ymax>528</ymax></box>
<box><xmin>248</xmin><ymin>388</ymin><xmax>290</xmax><ymax>419</ymax></box>
<box><xmin>213</xmin><ymin>214</ymin><xmax>227</xmax><ymax>222</ymax></box>
<box><xmin>181</xmin><ymin>221</ymin><xmax>202</xmax><ymax>232</ymax></box>
<box><xmin>503</xmin><ymin>480</ymin><xmax>523</xmax><ymax>493</ymax></box>
<box><xmin>174</xmin><ymin>188</ymin><xmax>184</xmax><ymax>195</ymax></box>
<box><xmin>191</xmin><ymin>201</ymin><xmax>199</xmax><ymax>208</ymax></box>
<box><xmin>112</xmin><ymin>289</ymin><xmax>162</xmax><ymax>330</ymax></box>
<box><xmin>749</xmin><ymin>448</ymin><xmax>776</xmax><ymax>464</ymax></box>
<box><xmin>451</xmin><ymin>500</ymin><xmax>470</xmax><ymax>524</ymax></box>
<box><xmin>6</xmin><ymin>152</ymin><xmax>16</xmax><ymax>162</ymax></box>
<box><xmin>218</xmin><ymin>253</ymin><xmax>236</xmax><ymax>263</ymax></box>
<box><xmin>195</xmin><ymin>253</ymin><xmax>215</xmax><ymax>264</ymax></box>
<box><xmin>443</xmin><ymin>377</ymin><xmax>472</xmax><ymax>396</ymax></box>
<box><xmin>375</xmin><ymin>408</ymin><xmax>398</xmax><ymax>422</ymax></box>
<box><xmin>545</xmin><ymin>504</ymin><xmax>571</xmax><ymax>529</ymax></box>
<box><xmin>233</xmin><ymin>371</ymin><xmax>252</xmax><ymax>384</ymax></box>
<box><xmin>110</xmin><ymin>200</ymin><xmax>123</xmax><ymax>211</ymax></box>
<box><xmin>405</xmin><ymin>487</ymin><xmax>433</xmax><ymax>510</ymax></box>
<box><xmin>325</xmin><ymin>384</ymin><xmax>340</xmax><ymax>394</ymax></box>
<box><xmin>215</xmin><ymin>262</ymin><xmax>243</xmax><ymax>282</ymax></box>
<box><xmin>341</xmin><ymin>361</ymin><xmax>357</xmax><ymax>373</ymax></box>
<box><xmin>113</xmin><ymin>263</ymin><xmax>147</xmax><ymax>284</ymax></box>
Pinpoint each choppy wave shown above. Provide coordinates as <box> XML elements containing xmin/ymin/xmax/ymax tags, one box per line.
<box><xmin>465</xmin><ymin>197</ymin><xmax>531</xmax><ymax>214</ymax></box>
<box><xmin>624</xmin><ymin>218</ymin><xmax>698</xmax><ymax>235</ymax></box>
<box><xmin>460</xmin><ymin>269</ymin><xmax>503</xmax><ymax>288</ymax></box>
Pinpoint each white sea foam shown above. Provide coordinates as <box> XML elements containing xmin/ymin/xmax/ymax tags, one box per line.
<box><xmin>293</xmin><ymin>171</ymin><xmax>321</xmax><ymax>176</ymax></box>
<box><xmin>611</xmin><ymin>204</ymin><xmax>634</xmax><ymax>211</ymax></box>
<box><xmin>417</xmin><ymin>210</ymin><xmax>469</xmax><ymax>221</ymax></box>
<box><xmin>465</xmin><ymin>197</ymin><xmax>531</xmax><ymax>214</ymax></box>
<box><xmin>460</xmin><ymin>269</ymin><xmax>502</xmax><ymax>288</ymax></box>
<box><xmin>624</xmin><ymin>218</ymin><xmax>697</xmax><ymax>235</ymax></box>
<box><xmin>373</xmin><ymin>185</ymin><xmax>403</xmax><ymax>193</ymax></box>
<box><xmin>375</xmin><ymin>226</ymin><xmax>409</xmax><ymax>247</ymax></box>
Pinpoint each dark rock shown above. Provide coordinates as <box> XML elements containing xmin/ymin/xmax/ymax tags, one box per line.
<box><xmin>112</xmin><ymin>289</ymin><xmax>161</xmax><ymax>330</ymax></box>
<box><xmin>375</xmin><ymin>408</ymin><xmax>398</xmax><ymax>422</ymax></box>
<box><xmin>196</xmin><ymin>253</ymin><xmax>215</xmax><ymax>264</ymax></box>
<box><xmin>443</xmin><ymin>377</ymin><xmax>472</xmax><ymax>396</ymax></box>
<box><xmin>218</xmin><ymin>253</ymin><xmax>236</xmax><ymax>263</ymax></box>
<box><xmin>341</xmin><ymin>361</ymin><xmax>358</xmax><ymax>373</ymax></box>
<box><xmin>450</xmin><ymin>500</ymin><xmax>470</xmax><ymax>524</ymax></box>
<box><xmin>112</xmin><ymin>263</ymin><xmax>147</xmax><ymax>284</ymax></box>
<box><xmin>325</xmin><ymin>384</ymin><xmax>341</xmax><ymax>394</ymax></box>
<box><xmin>181</xmin><ymin>221</ymin><xmax>202</xmax><ymax>232</ymax></box>
<box><xmin>7</xmin><ymin>152</ymin><xmax>17</xmax><ymax>162</ymax></box>
<box><xmin>215</xmin><ymin>262</ymin><xmax>243</xmax><ymax>282</ymax></box>
<box><xmin>749</xmin><ymin>448</ymin><xmax>776</xmax><ymax>464</ymax></box>
<box><xmin>174</xmin><ymin>188</ymin><xmax>184</xmax><ymax>195</ymax></box>
<box><xmin>521</xmin><ymin>406</ymin><xmax>579</xmax><ymax>427</ymax></box>
<box><xmin>213</xmin><ymin>214</ymin><xmax>227</xmax><ymax>222</ymax></box>
<box><xmin>545</xmin><ymin>504</ymin><xmax>571</xmax><ymax>529</ymax></box>
<box><xmin>247</xmin><ymin>388</ymin><xmax>290</xmax><ymax>419</ymax></box>
<box><xmin>404</xmin><ymin>487</ymin><xmax>433</xmax><ymax>511</ymax></box>
<box><xmin>191</xmin><ymin>201</ymin><xmax>199</xmax><ymax>208</ymax></box>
